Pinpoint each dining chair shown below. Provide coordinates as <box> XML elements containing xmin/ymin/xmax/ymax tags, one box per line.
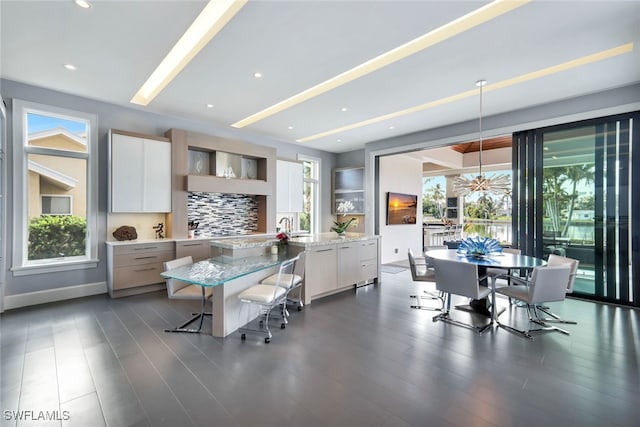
<box><xmin>163</xmin><ymin>256</ymin><xmax>213</xmax><ymax>333</ymax></box>
<box><xmin>408</xmin><ymin>247</ymin><xmax>445</xmax><ymax>311</ymax></box>
<box><xmin>535</xmin><ymin>254</ymin><xmax>579</xmax><ymax>324</ymax></box>
<box><xmin>237</xmin><ymin>255</ymin><xmax>299</xmax><ymax>343</ymax></box>
<box><xmin>486</xmin><ymin>247</ymin><xmax>521</xmax><ymax>279</ymax></box>
<box><xmin>260</xmin><ymin>251</ymin><xmax>306</xmax><ymax>317</ymax></box>
<box><xmin>432</xmin><ymin>258</ymin><xmax>494</xmax><ymax>334</ymax></box>
<box><xmin>495</xmin><ymin>265</ymin><xmax>572</xmax><ymax>340</ymax></box>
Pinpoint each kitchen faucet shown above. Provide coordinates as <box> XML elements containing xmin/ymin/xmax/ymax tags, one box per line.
<box><xmin>278</xmin><ymin>216</ymin><xmax>292</xmax><ymax>233</ymax></box>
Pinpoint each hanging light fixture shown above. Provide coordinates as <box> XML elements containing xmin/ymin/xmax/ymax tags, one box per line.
<box><xmin>453</xmin><ymin>79</ymin><xmax>511</xmax><ymax>196</ymax></box>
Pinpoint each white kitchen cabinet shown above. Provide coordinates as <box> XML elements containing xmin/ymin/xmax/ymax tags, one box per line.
<box><xmin>305</xmin><ymin>244</ymin><xmax>337</xmax><ymax>300</ymax></box>
<box><xmin>110</xmin><ymin>131</ymin><xmax>171</xmax><ymax>213</ymax></box>
<box><xmin>276</xmin><ymin>159</ymin><xmax>303</xmax><ymax>212</ymax></box>
<box><xmin>337</xmin><ymin>242</ymin><xmax>359</xmax><ymax>287</ymax></box>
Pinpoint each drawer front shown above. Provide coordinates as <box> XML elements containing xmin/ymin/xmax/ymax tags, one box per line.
<box><xmin>114</xmin><ymin>250</ymin><xmax>175</xmax><ymax>268</ymax></box>
<box><xmin>113</xmin><ymin>263</ymin><xmax>165</xmax><ymax>290</ymax></box>
<box><xmin>176</xmin><ymin>241</ymin><xmax>211</xmax><ymax>261</ymax></box>
<box><xmin>359</xmin><ymin>240</ymin><xmax>378</xmax><ymax>261</ymax></box>
<box><xmin>359</xmin><ymin>259</ymin><xmax>378</xmax><ymax>282</ymax></box>
<box><xmin>113</xmin><ymin>241</ymin><xmax>174</xmax><ymax>256</ymax></box>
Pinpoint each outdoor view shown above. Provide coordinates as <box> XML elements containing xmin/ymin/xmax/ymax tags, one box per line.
<box><xmin>422</xmin><ymin>171</ymin><xmax>513</xmax><ymax>242</ymax></box>
<box><xmin>25</xmin><ymin>112</ymin><xmax>88</xmax><ymax>261</ymax></box>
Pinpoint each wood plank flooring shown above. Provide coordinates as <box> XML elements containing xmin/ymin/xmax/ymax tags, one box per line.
<box><xmin>1</xmin><ymin>270</ymin><xmax>639</xmax><ymax>426</ymax></box>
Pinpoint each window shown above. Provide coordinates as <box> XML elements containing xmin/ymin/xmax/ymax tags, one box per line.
<box><xmin>41</xmin><ymin>195</ymin><xmax>72</xmax><ymax>215</ymax></box>
<box><xmin>12</xmin><ymin>100</ymin><xmax>98</xmax><ymax>274</ymax></box>
<box><xmin>297</xmin><ymin>155</ymin><xmax>320</xmax><ymax>235</ymax></box>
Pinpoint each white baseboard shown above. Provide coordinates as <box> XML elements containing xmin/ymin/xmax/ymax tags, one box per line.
<box><xmin>3</xmin><ymin>282</ymin><xmax>107</xmax><ymax>310</ymax></box>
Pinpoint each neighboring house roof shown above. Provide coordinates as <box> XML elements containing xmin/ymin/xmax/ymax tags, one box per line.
<box><xmin>28</xmin><ymin>160</ymin><xmax>78</xmax><ymax>191</ymax></box>
<box><xmin>29</xmin><ymin>127</ymin><xmax>87</xmax><ymax>146</ymax></box>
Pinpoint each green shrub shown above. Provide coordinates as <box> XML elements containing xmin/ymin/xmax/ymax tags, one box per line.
<box><xmin>28</xmin><ymin>215</ymin><xmax>86</xmax><ymax>260</ymax></box>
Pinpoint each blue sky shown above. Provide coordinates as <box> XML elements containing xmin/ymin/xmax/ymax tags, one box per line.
<box><xmin>28</xmin><ymin>113</ymin><xmax>86</xmax><ymax>134</ymax></box>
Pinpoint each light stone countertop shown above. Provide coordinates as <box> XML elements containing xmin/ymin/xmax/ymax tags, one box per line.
<box><xmin>287</xmin><ymin>232</ymin><xmax>380</xmax><ymax>248</ymax></box>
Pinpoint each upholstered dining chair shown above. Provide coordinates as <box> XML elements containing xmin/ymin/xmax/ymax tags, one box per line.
<box><xmin>408</xmin><ymin>247</ymin><xmax>445</xmax><ymax>311</ymax></box>
<box><xmin>237</xmin><ymin>255</ymin><xmax>299</xmax><ymax>343</ymax></box>
<box><xmin>432</xmin><ymin>258</ymin><xmax>494</xmax><ymax>334</ymax></box>
<box><xmin>486</xmin><ymin>247</ymin><xmax>521</xmax><ymax>280</ymax></box>
<box><xmin>163</xmin><ymin>256</ymin><xmax>212</xmax><ymax>333</ymax></box>
<box><xmin>495</xmin><ymin>265</ymin><xmax>572</xmax><ymax>340</ymax></box>
<box><xmin>535</xmin><ymin>254</ymin><xmax>579</xmax><ymax>324</ymax></box>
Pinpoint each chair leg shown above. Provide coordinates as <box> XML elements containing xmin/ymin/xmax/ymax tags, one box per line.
<box><xmin>165</xmin><ymin>288</ymin><xmax>212</xmax><ymax>334</ymax></box>
<box><xmin>534</xmin><ymin>305</ymin><xmax>577</xmax><ymax>324</ymax></box>
<box><xmin>497</xmin><ymin>304</ymin><xmax>570</xmax><ymax>340</ymax></box>
<box><xmin>432</xmin><ymin>294</ymin><xmax>491</xmax><ymax>334</ymax></box>
<box><xmin>410</xmin><ymin>290</ymin><xmax>445</xmax><ymax>311</ymax></box>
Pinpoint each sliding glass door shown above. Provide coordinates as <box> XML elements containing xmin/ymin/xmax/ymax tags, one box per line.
<box><xmin>513</xmin><ymin>111</ymin><xmax>639</xmax><ymax>307</ymax></box>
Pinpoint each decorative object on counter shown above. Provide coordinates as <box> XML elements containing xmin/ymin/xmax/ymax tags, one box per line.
<box><xmin>332</xmin><ymin>200</ymin><xmax>357</xmax><ymax>236</ymax></box>
<box><xmin>222</xmin><ymin>165</ymin><xmax>236</xmax><ymax>179</ymax></box>
<box><xmin>112</xmin><ymin>225</ymin><xmax>137</xmax><ymax>241</ymax></box>
<box><xmin>276</xmin><ymin>231</ymin><xmax>289</xmax><ymax>247</ymax></box>
<box><xmin>188</xmin><ymin>220</ymin><xmax>199</xmax><ymax>238</ymax></box>
<box><xmin>153</xmin><ymin>223</ymin><xmax>165</xmax><ymax>239</ymax></box>
<box><xmin>456</xmin><ymin>236</ymin><xmax>503</xmax><ymax>259</ymax></box>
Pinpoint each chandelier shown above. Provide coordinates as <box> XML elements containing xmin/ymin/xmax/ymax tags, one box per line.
<box><xmin>453</xmin><ymin>80</ymin><xmax>511</xmax><ymax>196</ymax></box>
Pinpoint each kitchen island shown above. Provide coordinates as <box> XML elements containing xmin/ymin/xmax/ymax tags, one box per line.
<box><xmin>162</xmin><ymin>253</ymin><xmax>285</xmax><ymax>337</ymax></box>
<box><xmin>287</xmin><ymin>233</ymin><xmax>380</xmax><ymax>304</ymax></box>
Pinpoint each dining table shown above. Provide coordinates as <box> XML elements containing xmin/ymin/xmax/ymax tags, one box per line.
<box><xmin>424</xmin><ymin>249</ymin><xmax>546</xmax><ymax>324</ymax></box>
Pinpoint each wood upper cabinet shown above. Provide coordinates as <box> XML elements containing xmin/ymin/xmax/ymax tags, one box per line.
<box><xmin>276</xmin><ymin>160</ymin><xmax>303</xmax><ymax>212</ymax></box>
<box><xmin>109</xmin><ymin>130</ymin><xmax>171</xmax><ymax>213</ymax></box>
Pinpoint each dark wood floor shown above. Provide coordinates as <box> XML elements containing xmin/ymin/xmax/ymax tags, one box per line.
<box><xmin>1</xmin><ymin>270</ymin><xmax>639</xmax><ymax>427</ymax></box>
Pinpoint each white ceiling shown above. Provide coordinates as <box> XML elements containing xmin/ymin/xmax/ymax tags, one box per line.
<box><xmin>2</xmin><ymin>1</ymin><xmax>639</xmax><ymax>153</ymax></box>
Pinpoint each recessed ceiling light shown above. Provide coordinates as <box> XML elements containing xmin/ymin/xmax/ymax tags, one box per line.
<box><xmin>297</xmin><ymin>42</ymin><xmax>634</xmax><ymax>143</ymax></box>
<box><xmin>64</xmin><ymin>64</ymin><xmax>77</xmax><ymax>71</ymax></box>
<box><xmin>388</xmin><ymin>126</ymin><xmax>395</xmax><ymax>130</ymax></box>
<box><xmin>341</xmin><ymin>107</ymin><xmax>348</xmax><ymax>112</ymax></box>
<box><xmin>74</xmin><ymin>0</ymin><xmax>91</xmax><ymax>9</ymax></box>
<box><xmin>232</xmin><ymin>0</ymin><xmax>529</xmax><ymax>128</ymax></box>
<box><xmin>337</xmin><ymin>139</ymin><xmax>342</xmax><ymax>142</ymax></box>
<box><xmin>206</xmin><ymin>104</ymin><xmax>214</xmax><ymax>108</ymax></box>
<box><xmin>253</xmin><ymin>72</ymin><xmax>262</xmax><ymax>78</ymax></box>
<box><xmin>130</xmin><ymin>0</ymin><xmax>247</xmax><ymax>106</ymax></box>
<box><xmin>288</xmin><ymin>126</ymin><xmax>294</xmax><ymax>130</ymax></box>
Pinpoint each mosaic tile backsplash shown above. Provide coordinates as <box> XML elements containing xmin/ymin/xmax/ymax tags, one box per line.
<box><xmin>187</xmin><ymin>192</ymin><xmax>259</xmax><ymax>236</ymax></box>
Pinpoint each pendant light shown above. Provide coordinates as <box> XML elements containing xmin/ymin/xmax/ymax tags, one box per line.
<box><xmin>453</xmin><ymin>79</ymin><xmax>511</xmax><ymax>196</ymax></box>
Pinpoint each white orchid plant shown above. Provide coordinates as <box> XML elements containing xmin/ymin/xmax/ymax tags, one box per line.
<box><xmin>332</xmin><ymin>201</ymin><xmax>357</xmax><ymax>234</ymax></box>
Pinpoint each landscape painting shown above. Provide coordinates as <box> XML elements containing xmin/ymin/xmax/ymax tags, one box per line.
<box><xmin>386</xmin><ymin>192</ymin><xmax>417</xmax><ymax>225</ymax></box>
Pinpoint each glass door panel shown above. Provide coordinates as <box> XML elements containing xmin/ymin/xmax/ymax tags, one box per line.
<box><xmin>542</xmin><ymin>126</ymin><xmax>596</xmax><ymax>296</ymax></box>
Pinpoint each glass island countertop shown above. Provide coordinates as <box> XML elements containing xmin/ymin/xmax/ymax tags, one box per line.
<box><xmin>161</xmin><ymin>254</ymin><xmax>287</xmax><ymax>287</ymax></box>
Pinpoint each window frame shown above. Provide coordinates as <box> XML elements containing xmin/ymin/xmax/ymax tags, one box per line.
<box><xmin>298</xmin><ymin>154</ymin><xmax>321</xmax><ymax>236</ymax></box>
<box><xmin>11</xmin><ymin>99</ymin><xmax>98</xmax><ymax>275</ymax></box>
<box><xmin>41</xmin><ymin>194</ymin><xmax>73</xmax><ymax>216</ymax></box>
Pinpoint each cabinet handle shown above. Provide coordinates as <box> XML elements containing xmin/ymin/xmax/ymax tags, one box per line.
<box><xmin>339</xmin><ymin>246</ymin><xmax>351</xmax><ymax>249</ymax></box>
<box><xmin>181</xmin><ymin>243</ymin><xmax>203</xmax><ymax>247</ymax></box>
<box><xmin>315</xmin><ymin>248</ymin><xmax>333</xmax><ymax>253</ymax></box>
<box><xmin>133</xmin><ymin>246</ymin><xmax>159</xmax><ymax>251</ymax></box>
<box><xmin>133</xmin><ymin>267</ymin><xmax>157</xmax><ymax>272</ymax></box>
<box><xmin>134</xmin><ymin>256</ymin><xmax>157</xmax><ymax>260</ymax></box>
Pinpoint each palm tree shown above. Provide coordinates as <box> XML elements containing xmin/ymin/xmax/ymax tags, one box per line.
<box><xmin>561</xmin><ymin>163</ymin><xmax>595</xmax><ymax>236</ymax></box>
<box><xmin>430</xmin><ymin>184</ymin><xmax>445</xmax><ymax>218</ymax></box>
<box><xmin>543</xmin><ymin>167</ymin><xmax>569</xmax><ymax>233</ymax></box>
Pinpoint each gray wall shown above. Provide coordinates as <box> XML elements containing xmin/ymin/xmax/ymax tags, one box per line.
<box><xmin>1</xmin><ymin>79</ymin><xmax>337</xmax><ymax>296</ymax></box>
